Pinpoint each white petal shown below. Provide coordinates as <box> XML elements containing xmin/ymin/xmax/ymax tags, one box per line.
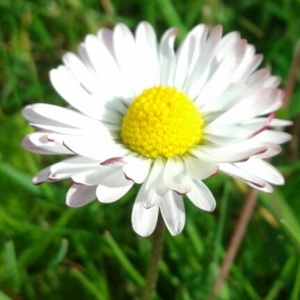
<box><xmin>77</xmin><ymin>43</ymin><xmax>95</xmax><ymax>74</ymax></box>
<box><xmin>186</xmin><ymin>67</ymin><xmax>210</xmax><ymax>100</ymax></box>
<box><xmin>195</xmin><ymin>39</ymin><xmax>247</xmax><ymax>107</ymax></box>
<box><xmin>131</xmin><ymin>182</ymin><xmax>159</xmax><ymax>237</ymax></box>
<box><xmin>32</xmin><ymin>166</ymin><xmax>52</xmax><ymax>184</ymax></box>
<box><xmin>160</xmin><ymin>190</ymin><xmax>185</xmax><ymax>236</ymax></box>
<box><xmin>241</xmin><ymin>115</ymin><xmax>273</xmax><ymax>127</ymax></box>
<box><xmin>190</xmin><ymin>142</ymin><xmax>267</xmax><ymax>163</ymax></box>
<box><xmin>50</xmin><ymin>156</ymin><xmax>100</xmax><ymax>180</ymax></box>
<box><xmin>66</xmin><ymin>184</ymin><xmax>96</xmax><ymax>207</ymax></box>
<box><xmin>22</xmin><ymin>104</ymin><xmax>106</xmax><ymax>130</ymax></box>
<box><xmin>97</xmin><ymin>27</ymin><xmax>114</xmax><ymax>52</ymax></box>
<box><xmin>247</xmin><ymin>181</ymin><xmax>273</xmax><ymax>193</ymax></box>
<box><xmin>184</xmin><ymin>156</ymin><xmax>218</xmax><ymax>180</ymax></box>
<box><xmin>96</xmin><ymin>168</ymin><xmax>134</xmax><ymax>203</ymax></box>
<box><xmin>259</xmin><ymin>90</ymin><xmax>284</xmax><ymax>115</ymax></box>
<box><xmin>62</xmin><ymin>52</ymin><xmax>112</xmax><ymax>96</ymax></box>
<box><xmin>63</xmin><ymin>136</ymin><xmax>129</xmax><ymax>161</ymax></box>
<box><xmin>202</xmin><ymin>69</ymin><xmax>271</xmax><ymax>114</ymax></box>
<box><xmin>135</xmin><ymin>21</ymin><xmax>160</xmax><ymax>86</ymax></box>
<box><xmin>163</xmin><ymin>158</ymin><xmax>191</xmax><ymax>194</ymax></box>
<box><xmin>186</xmin><ymin>25</ymin><xmax>222</xmax><ymax>98</ymax></box>
<box><xmin>159</xmin><ymin>28</ymin><xmax>177</xmax><ymax>86</ymax></box>
<box><xmin>235</xmin><ymin>159</ymin><xmax>284</xmax><ymax>185</ymax></box>
<box><xmin>215</xmin><ymin>31</ymin><xmax>241</xmax><ymax>61</ymax></box>
<box><xmin>63</xmin><ymin>52</ymin><xmax>128</xmax><ymax>113</ymax></box>
<box><xmin>174</xmin><ymin>24</ymin><xmax>206</xmax><ymax>90</ymax></box>
<box><xmin>194</xmin><ymin>53</ymin><xmax>238</xmax><ymax>107</ymax></box>
<box><xmin>241</xmin><ymin>113</ymin><xmax>293</xmax><ymax>128</ymax></box>
<box><xmin>143</xmin><ymin>159</ymin><xmax>168</xmax><ymax>208</ymax></box>
<box><xmin>21</xmin><ymin>132</ymin><xmax>72</xmax><ymax>155</ymax></box>
<box><xmin>81</xmin><ymin>34</ymin><xmax>132</xmax><ymax>99</ymax></box>
<box><xmin>263</xmin><ymin>75</ymin><xmax>281</xmax><ymax>88</ymax></box>
<box><xmin>239</xmin><ymin>68</ymin><xmax>270</xmax><ymax>92</ymax></box>
<box><xmin>231</xmin><ymin>45</ymin><xmax>263</xmax><ymax>83</ymax></box>
<box><xmin>194</xmin><ymin>25</ymin><xmax>222</xmax><ymax>77</ymax></box>
<box><xmin>143</xmin><ymin>189</ymin><xmax>163</xmax><ymax>209</ymax></box>
<box><xmin>269</xmin><ymin>119</ymin><xmax>293</xmax><ymax>127</ymax></box>
<box><xmin>30</xmin><ymin>123</ymin><xmax>117</xmax><ymax>139</ymax></box>
<box><xmin>146</xmin><ymin>158</ymin><xmax>167</xmax><ymax>196</ymax></box>
<box><xmin>253</xmin><ymin>130</ymin><xmax>292</xmax><ymax>144</ymax></box>
<box><xmin>72</xmin><ymin>166</ymin><xmax>118</xmax><ymax>185</ymax></box>
<box><xmin>113</xmin><ymin>23</ymin><xmax>144</xmax><ymax>94</ymax></box>
<box><xmin>204</xmin><ymin>125</ymin><xmax>255</xmax><ymax>143</ymax></box>
<box><xmin>50</xmin><ymin>66</ymin><xmax>121</xmax><ymax>123</ymax></box>
<box><xmin>251</xmin><ymin>142</ymin><xmax>282</xmax><ymax>159</ymax></box>
<box><xmin>186</xmin><ymin>179</ymin><xmax>216</xmax><ymax>211</ymax></box>
<box><xmin>209</xmin><ymin>88</ymin><xmax>281</xmax><ymax>126</ymax></box>
<box><xmin>203</xmin><ymin>134</ymin><xmax>240</xmax><ymax>146</ymax></box>
<box><xmin>123</xmin><ymin>158</ymin><xmax>152</xmax><ymax>184</ymax></box>
<box><xmin>219</xmin><ymin>163</ymin><xmax>272</xmax><ymax>192</ymax></box>
<box><xmin>204</xmin><ymin>114</ymin><xmax>273</xmax><ymax>144</ymax></box>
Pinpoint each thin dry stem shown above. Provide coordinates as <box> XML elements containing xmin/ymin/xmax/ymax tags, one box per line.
<box><xmin>208</xmin><ymin>189</ymin><xmax>258</xmax><ymax>300</ymax></box>
<box><xmin>208</xmin><ymin>38</ymin><xmax>298</xmax><ymax>299</ymax></box>
<box><xmin>100</xmin><ymin>0</ymin><xmax>115</xmax><ymax>15</ymax></box>
<box><xmin>286</xmin><ymin>42</ymin><xmax>300</xmax><ymax>160</ymax></box>
<box><xmin>283</xmin><ymin>41</ymin><xmax>300</xmax><ymax>107</ymax></box>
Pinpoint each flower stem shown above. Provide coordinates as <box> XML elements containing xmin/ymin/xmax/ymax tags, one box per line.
<box><xmin>141</xmin><ymin>213</ymin><xmax>165</xmax><ymax>300</ymax></box>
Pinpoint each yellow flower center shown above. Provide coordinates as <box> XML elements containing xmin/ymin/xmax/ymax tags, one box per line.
<box><xmin>120</xmin><ymin>86</ymin><xmax>204</xmax><ymax>158</ymax></box>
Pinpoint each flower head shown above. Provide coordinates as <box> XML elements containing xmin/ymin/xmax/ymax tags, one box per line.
<box><xmin>22</xmin><ymin>22</ymin><xmax>291</xmax><ymax>237</ymax></box>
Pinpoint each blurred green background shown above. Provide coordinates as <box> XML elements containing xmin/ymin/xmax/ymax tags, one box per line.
<box><xmin>1</xmin><ymin>0</ymin><xmax>300</xmax><ymax>299</ymax></box>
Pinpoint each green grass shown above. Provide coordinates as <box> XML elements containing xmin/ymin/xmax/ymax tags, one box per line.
<box><xmin>1</xmin><ymin>0</ymin><xmax>300</xmax><ymax>299</ymax></box>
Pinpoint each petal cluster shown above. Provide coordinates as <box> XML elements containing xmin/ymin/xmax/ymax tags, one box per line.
<box><xmin>22</xmin><ymin>22</ymin><xmax>291</xmax><ymax>237</ymax></box>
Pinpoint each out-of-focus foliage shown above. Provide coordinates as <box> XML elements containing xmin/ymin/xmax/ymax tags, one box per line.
<box><xmin>1</xmin><ymin>0</ymin><xmax>300</xmax><ymax>299</ymax></box>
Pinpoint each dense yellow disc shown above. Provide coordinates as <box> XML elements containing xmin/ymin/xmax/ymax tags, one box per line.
<box><xmin>121</xmin><ymin>86</ymin><xmax>204</xmax><ymax>158</ymax></box>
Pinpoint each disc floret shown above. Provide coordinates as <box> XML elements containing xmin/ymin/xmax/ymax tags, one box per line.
<box><xmin>121</xmin><ymin>86</ymin><xmax>204</xmax><ymax>158</ymax></box>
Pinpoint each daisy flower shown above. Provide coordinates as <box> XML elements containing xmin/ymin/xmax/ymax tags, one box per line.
<box><xmin>22</xmin><ymin>22</ymin><xmax>291</xmax><ymax>237</ymax></box>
